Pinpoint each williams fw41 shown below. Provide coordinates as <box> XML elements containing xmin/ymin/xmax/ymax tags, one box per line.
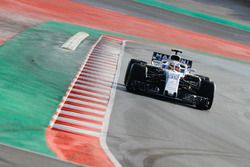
<box><xmin>124</xmin><ymin>49</ymin><xmax>215</xmax><ymax>110</ymax></box>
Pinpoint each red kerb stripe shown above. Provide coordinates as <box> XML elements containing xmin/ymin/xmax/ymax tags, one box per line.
<box><xmin>54</xmin><ymin>120</ymin><xmax>101</xmax><ymax>132</ymax></box>
<box><xmin>68</xmin><ymin>95</ymin><xmax>107</xmax><ymax>106</ymax></box>
<box><xmin>77</xmin><ymin>77</ymin><xmax>112</xmax><ymax>88</ymax></box>
<box><xmin>73</xmin><ymin>85</ymin><xmax>110</xmax><ymax>96</ymax></box>
<box><xmin>75</xmin><ymin>81</ymin><xmax>112</xmax><ymax>91</ymax></box>
<box><xmin>61</xmin><ymin>107</ymin><xmax>104</xmax><ymax>118</ymax></box>
<box><xmin>65</xmin><ymin>100</ymin><xmax>106</xmax><ymax>111</ymax></box>
<box><xmin>58</xmin><ymin>113</ymin><xmax>103</xmax><ymax>125</ymax></box>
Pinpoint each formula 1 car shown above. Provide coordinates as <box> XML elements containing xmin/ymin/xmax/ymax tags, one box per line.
<box><xmin>124</xmin><ymin>49</ymin><xmax>215</xmax><ymax>110</ymax></box>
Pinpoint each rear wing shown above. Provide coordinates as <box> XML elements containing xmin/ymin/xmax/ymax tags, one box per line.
<box><xmin>152</xmin><ymin>52</ymin><xmax>193</xmax><ymax>68</ymax></box>
<box><xmin>152</xmin><ymin>52</ymin><xmax>170</xmax><ymax>61</ymax></box>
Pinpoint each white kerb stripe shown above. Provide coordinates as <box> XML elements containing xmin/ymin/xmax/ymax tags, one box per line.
<box><xmin>85</xmin><ymin>63</ymin><xmax>116</xmax><ymax>72</ymax></box>
<box><xmin>69</xmin><ymin>93</ymin><xmax>108</xmax><ymax>104</ymax></box>
<box><xmin>82</xmin><ymin>69</ymin><xmax>114</xmax><ymax>78</ymax></box>
<box><xmin>66</xmin><ymin>98</ymin><xmax>106</xmax><ymax>109</ymax></box>
<box><xmin>87</xmin><ymin>60</ymin><xmax>116</xmax><ymax>68</ymax></box>
<box><xmin>79</xmin><ymin>73</ymin><xmax>114</xmax><ymax>82</ymax></box>
<box><xmin>77</xmin><ymin>78</ymin><xmax>112</xmax><ymax>89</ymax></box>
<box><xmin>53</xmin><ymin>124</ymin><xmax>100</xmax><ymax>137</ymax></box>
<box><xmin>55</xmin><ymin>116</ymin><xmax>102</xmax><ymax>129</ymax></box>
<box><xmin>60</xmin><ymin>110</ymin><xmax>104</xmax><ymax>122</ymax></box>
<box><xmin>62</xmin><ymin>32</ymin><xmax>89</xmax><ymax>51</ymax></box>
<box><xmin>92</xmin><ymin>49</ymin><xmax>119</xmax><ymax>58</ymax></box>
<box><xmin>76</xmin><ymin>80</ymin><xmax>111</xmax><ymax>90</ymax></box>
<box><xmin>83</xmin><ymin>66</ymin><xmax>115</xmax><ymax>75</ymax></box>
<box><xmin>74</xmin><ymin>83</ymin><xmax>111</xmax><ymax>94</ymax></box>
<box><xmin>71</xmin><ymin>88</ymin><xmax>110</xmax><ymax>99</ymax></box>
<box><xmin>87</xmin><ymin>59</ymin><xmax>117</xmax><ymax>67</ymax></box>
<box><xmin>89</xmin><ymin>55</ymin><xmax>118</xmax><ymax>64</ymax></box>
<box><xmin>91</xmin><ymin>51</ymin><xmax>118</xmax><ymax>59</ymax></box>
<box><xmin>78</xmin><ymin>76</ymin><xmax>113</xmax><ymax>86</ymax></box>
<box><xmin>63</xmin><ymin>104</ymin><xmax>105</xmax><ymax>116</ymax></box>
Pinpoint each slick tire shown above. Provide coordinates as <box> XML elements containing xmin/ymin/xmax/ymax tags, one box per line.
<box><xmin>126</xmin><ymin>63</ymin><xmax>146</xmax><ymax>92</ymax></box>
<box><xmin>124</xmin><ymin>59</ymin><xmax>146</xmax><ymax>85</ymax></box>
<box><xmin>197</xmin><ymin>80</ymin><xmax>215</xmax><ymax>110</ymax></box>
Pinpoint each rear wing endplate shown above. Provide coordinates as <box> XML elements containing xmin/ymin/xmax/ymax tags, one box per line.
<box><xmin>180</xmin><ymin>58</ymin><xmax>192</xmax><ymax>68</ymax></box>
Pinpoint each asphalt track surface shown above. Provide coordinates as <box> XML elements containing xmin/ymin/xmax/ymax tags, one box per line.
<box><xmin>76</xmin><ymin>0</ymin><xmax>250</xmax><ymax>45</ymax></box>
<box><xmin>0</xmin><ymin>0</ymin><xmax>250</xmax><ymax>167</ymax></box>
<box><xmin>0</xmin><ymin>144</ymin><xmax>83</xmax><ymax>167</ymax></box>
<box><xmin>0</xmin><ymin>10</ymin><xmax>41</xmax><ymax>43</ymax></box>
<box><xmin>154</xmin><ymin>0</ymin><xmax>250</xmax><ymax>26</ymax></box>
<box><xmin>107</xmin><ymin>41</ymin><xmax>250</xmax><ymax>167</ymax></box>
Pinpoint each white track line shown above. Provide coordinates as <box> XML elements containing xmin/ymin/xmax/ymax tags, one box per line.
<box><xmin>100</xmin><ymin>40</ymin><xmax>125</xmax><ymax>167</ymax></box>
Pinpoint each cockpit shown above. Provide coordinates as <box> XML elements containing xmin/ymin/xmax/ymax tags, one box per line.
<box><xmin>170</xmin><ymin>55</ymin><xmax>181</xmax><ymax>62</ymax></box>
<box><xmin>152</xmin><ymin>50</ymin><xmax>191</xmax><ymax>74</ymax></box>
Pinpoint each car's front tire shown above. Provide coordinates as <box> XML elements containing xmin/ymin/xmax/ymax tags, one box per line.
<box><xmin>124</xmin><ymin>59</ymin><xmax>146</xmax><ymax>85</ymax></box>
<box><xmin>126</xmin><ymin>63</ymin><xmax>146</xmax><ymax>92</ymax></box>
<box><xmin>196</xmin><ymin>80</ymin><xmax>215</xmax><ymax>110</ymax></box>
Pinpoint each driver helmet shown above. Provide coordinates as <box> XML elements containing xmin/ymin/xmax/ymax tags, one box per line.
<box><xmin>175</xmin><ymin>64</ymin><xmax>181</xmax><ymax>72</ymax></box>
<box><xmin>168</xmin><ymin>62</ymin><xmax>174</xmax><ymax>70</ymax></box>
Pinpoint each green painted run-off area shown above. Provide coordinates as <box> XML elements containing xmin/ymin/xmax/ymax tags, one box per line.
<box><xmin>134</xmin><ymin>0</ymin><xmax>250</xmax><ymax>32</ymax></box>
<box><xmin>0</xmin><ymin>22</ymin><xmax>103</xmax><ymax>156</ymax></box>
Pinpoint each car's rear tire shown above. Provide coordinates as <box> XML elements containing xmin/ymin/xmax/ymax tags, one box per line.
<box><xmin>126</xmin><ymin>63</ymin><xmax>146</xmax><ymax>92</ymax></box>
<box><xmin>196</xmin><ymin>80</ymin><xmax>215</xmax><ymax>110</ymax></box>
<box><xmin>124</xmin><ymin>59</ymin><xmax>146</xmax><ymax>85</ymax></box>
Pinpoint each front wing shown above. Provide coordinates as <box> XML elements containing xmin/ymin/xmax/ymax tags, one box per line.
<box><xmin>127</xmin><ymin>80</ymin><xmax>209</xmax><ymax>106</ymax></box>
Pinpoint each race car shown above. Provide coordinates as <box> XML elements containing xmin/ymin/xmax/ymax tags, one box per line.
<box><xmin>124</xmin><ymin>49</ymin><xmax>215</xmax><ymax>110</ymax></box>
